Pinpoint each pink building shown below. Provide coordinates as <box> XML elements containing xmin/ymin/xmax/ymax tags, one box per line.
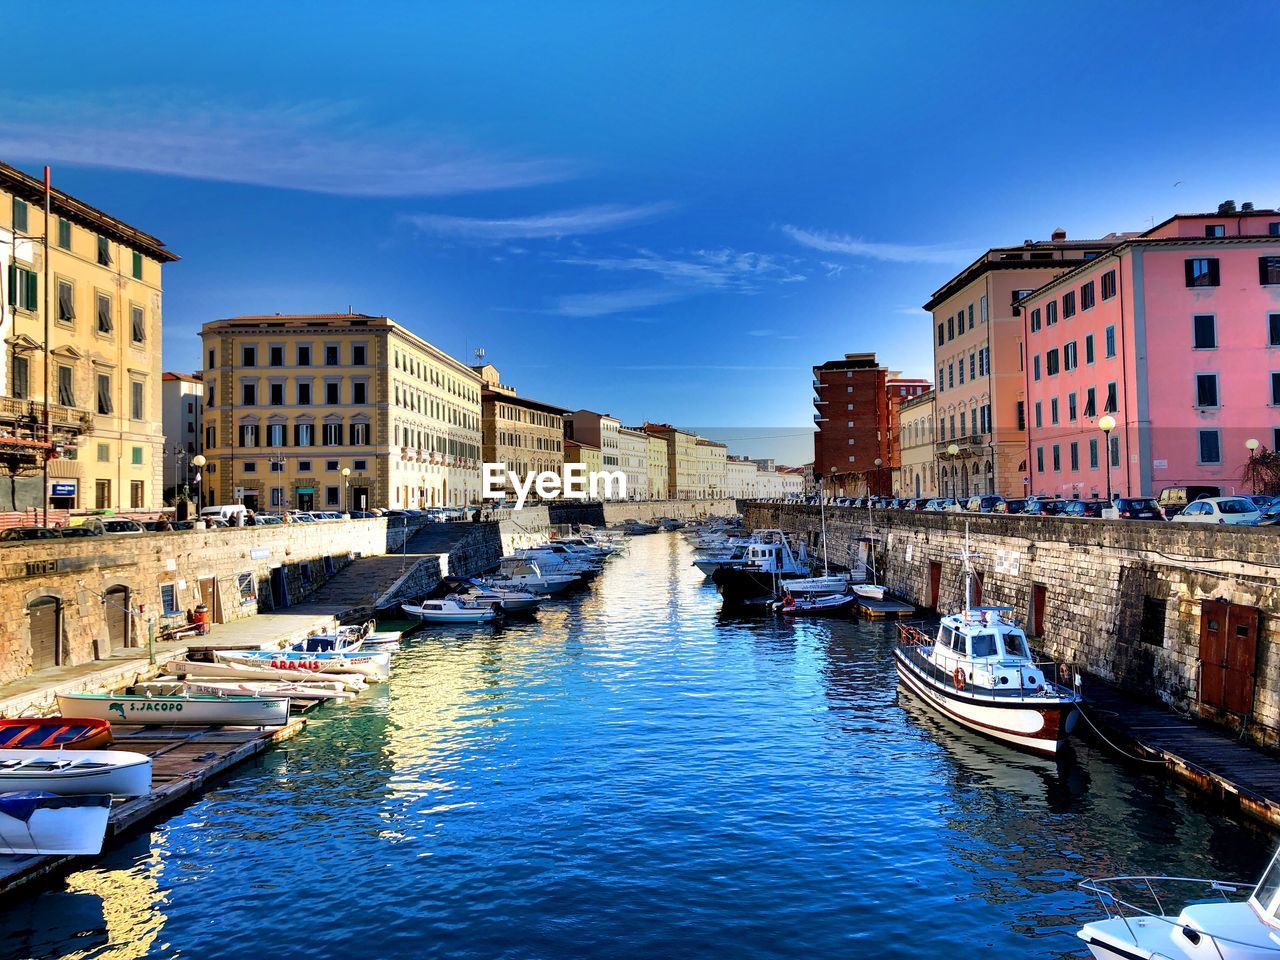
<box><xmin>1021</xmin><ymin>203</ymin><xmax>1280</xmax><ymax>498</ymax></box>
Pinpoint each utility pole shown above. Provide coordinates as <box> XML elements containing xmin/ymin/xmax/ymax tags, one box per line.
<box><xmin>42</xmin><ymin>166</ymin><xmax>51</xmax><ymax>527</ymax></box>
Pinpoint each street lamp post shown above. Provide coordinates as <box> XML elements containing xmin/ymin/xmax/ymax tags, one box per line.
<box><xmin>1246</xmin><ymin>438</ymin><xmax>1261</xmax><ymax>495</ymax></box>
<box><xmin>1098</xmin><ymin>416</ymin><xmax>1116</xmax><ymax>503</ymax></box>
<box><xmin>873</xmin><ymin>457</ymin><xmax>883</xmax><ymax>497</ymax></box>
<box><xmin>191</xmin><ymin>454</ymin><xmax>207</xmax><ymax>510</ymax></box>
<box><xmin>946</xmin><ymin>443</ymin><xmax>959</xmax><ymax>499</ymax></box>
<box><xmin>341</xmin><ymin>466</ymin><xmax>352</xmax><ymax>514</ymax></box>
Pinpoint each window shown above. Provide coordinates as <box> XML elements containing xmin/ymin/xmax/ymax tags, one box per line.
<box><xmin>325</xmin><ymin>344</ymin><xmax>340</xmax><ymax>365</ymax></box>
<box><xmin>947</xmin><ymin>316</ymin><xmax>954</xmax><ymax>340</ymax></box>
<box><xmin>326</xmin><ymin>486</ymin><xmax>340</xmax><ymax>507</ymax></box>
<box><xmin>1030</xmin><ymin>308</ymin><xmax>1041</xmax><ymax>333</ymax></box>
<box><xmin>242</xmin><ymin>461</ymin><xmax>258</xmax><ymax>473</ymax></box>
<box><xmin>1085</xmin><ymin>334</ymin><xmax>1095</xmax><ymax>364</ymax></box>
<box><xmin>1272</xmin><ymin>223</ymin><xmax>1280</xmax><ymax>237</ymax></box>
<box><xmin>131</xmin><ymin>251</ymin><xmax>143</xmax><ymax>280</ymax></box>
<box><xmin>1270</xmin><ymin>314</ymin><xmax>1280</xmax><ymax>347</ymax></box>
<box><xmin>12</xmin><ymin>198</ymin><xmax>27</xmax><ymax>233</ymax></box>
<box><xmin>1105</xmin><ymin>381</ymin><xmax>1118</xmax><ymax>413</ymax></box>
<box><xmin>1199</xmin><ymin>429</ymin><xmax>1221</xmax><ymax>464</ymax></box>
<box><xmin>1062</xmin><ymin>291</ymin><xmax>1076</xmax><ymax>319</ymax></box>
<box><xmin>1101</xmin><ymin>269</ymin><xmax>1116</xmax><ymax>300</ymax></box>
<box><xmin>243</xmin><ymin>346</ymin><xmax>258</xmax><ymax>368</ymax></box>
<box><xmin>1193</xmin><ymin>314</ymin><xmax>1216</xmax><ymax>349</ymax></box>
<box><xmin>1272</xmin><ymin>372</ymin><xmax>1280</xmax><ymax>406</ymax></box>
<box><xmin>353</xmin><ymin>381</ymin><xmax>367</xmax><ymax>404</ymax></box>
<box><xmin>1016</xmin><ymin>400</ymin><xmax>1025</xmax><ymax>431</ymax></box>
<box><xmin>131</xmin><ymin>445</ymin><xmax>143</xmax><ymax>465</ymax></box>
<box><xmin>270</xmin><ymin>346</ymin><xmax>284</xmax><ymax>367</ymax></box>
<box><xmin>1089</xmin><ymin>437</ymin><xmax>1099</xmax><ymax>469</ymax></box>
<box><xmin>130</xmin><ymin>479</ymin><xmax>144</xmax><ymax>508</ymax></box>
<box><xmin>354</xmin><ymin>459</ymin><xmax>367</xmax><ymax>470</ymax></box>
<box><xmin>1046</xmin><ymin>300</ymin><xmax>1058</xmax><ymax>326</ymax></box>
<box><xmin>97</xmin><ymin>442</ymin><xmax>109</xmax><ymax>462</ymax></box>
<box><xmin>96</xmin><ymin>235</ymin><xmax>112</xmax><ymax>267</ymax></box>
<box><xmin>937</xmin><ymin>323</ymin><xmax>945</xmax><ymax>346</ymax></box>
<box><xmin>297</xmin><ymin>381</ymin><xmax>312</xmax><ymax>405</ymax></box>
<box><xmin>57</xmin><ymin>365</ymin><xmax>74</xmax><ymax>407</ymax></box>
<box><xmin>937</xmin><ymin>367</ymin><xmax>944</xmax><ymax>392</ymax></box>
<box><xmin>353</xmin><ymin>344</ymin><xmax>367</xmax><ymax>365</ymax></box>
<box><xmin>980</xmin><ymin>295</ymin><xmax>987</xmax><ymax>322</ymax></box>
<box><xmin>967</xmin><ymin>304</ymin><xmax>974</xmax><ymax>329</ymax></box>
<box><xmin>96</xmin><ymin>373</ymin><xmax>113</xmax><ymax>415</ymax></box>
<box><xmin>96</xmin><ymin>293</ymin><xmax>113</xmax><ymax>334</ymax></box>
<box><xmin>160</xmin><ymin>584</ymin><xmax>179</xmax><ymax>617</ymax></box>
<box><xmin>240</xmin><ymin>424</ymin><xmax>260</xmax><ymax>447</ymax></box>
<box><xmin>958</xmin><ymin>359</ymin><xmax>965</xmax><ymax>385</ymax></box>
<box><xmin>1105</xmin><ymin>325</ymin><xmax>1116</xmax><ymax>358</ymax></box>
<box><xmin>948</xmin><ymin>364</ymin><xmax>954</xmax><ymax>388</ymax></box>
<box><xmin>969</xmin><ymin>352</ymin><xmax>975</xmax><ymax>380</ymax></box>
<box><xmin>1045</xmin><ymin>348</ymin><xmax>1060</xmax><ymax>376</ymax></box>
<box><xmin>57</xmin><ymin>218</ymin><xmax>71</xmax><ymax>249</ymax></box>
<box><xmin>351</xmin><ymin>422</ymin><xmax>369</xmax><ymax>445</ymax></box>
<box><xmin>295</xmin><ymin>424</ymin><xmax>314</xmax><ymax>446</ymax></box>
<box><xmin>297</xmin><ymin>345</ymin><xmax>311</xmax><ymax>366</ymax></box>
<box><xmin>323</xmin><ymin>422</ymin><xmax>343</xmax><ymax>445</ymax></box>
<box><xmin>95</xmin><ymin>479</ymin><xmax>111</xmax><ymax>509</ymax></box>
<box><xmin>131</xmin><ymin>380</ymin><xmax>144</xmax><ymax>420</ymax></box>
<box><xmin>130</xmin><ymin>304</ymin><xmax>145</xmax><ymax>343</ymax></box>
<box><xmin>1033</xmin><ymin>355</ymin><xmax>1041</xmax><ymax>381</ymax></box>
<box><xmin>1185</xmin><ymin>257</ymin><xmax>1220</xmax><ymax>287</ymax></box>
<box><xmin>11</xmin><ymin>355</ymin><xmax>28</xmax><ymax>399</ymax></box>
<box><xmin>1196</xmin><ymin>373</ymin><xmax>1219</xmax><ymax>407</ymax></box>
<box><xmin>326</xmin><ymin>459</ymin><xmax>340</xmax><ymax>471</ymax></box>
<box><xmin>1110</xmin><ymin>435</ymin><xmax>1121</xmax><ymax>468</ymax></box>
<box><xmin>267</xmin><ymin>423</ymin><xmax>286</xmax><ymax>447</ymax></box>
<box><xmin>1068</xmin><ymin>393</ymin><xmax>1077</xmax><ymax>421</ymax></box>
<box><xmin>56</xmin><ymin>279</ymin><xmax>75</xmax><ymax>323</ymax></box>
<box><xmin>1036</xmin><ymin>447</ymin><xmax>1044</xmax><ymax>473</ymax></box>
<box><xmin>269</xmin><ymin>382</ymin><xmax>284</xmax><ymax>405</ymax></box>
<box><xmin>1052</xmin><ymin>445</ymin><xmax>1061</xmax><ymax>471</ymax></box>
<box><xmin>1204</xmin><ymin>224</ymin><xmax>1225</xmax><ymax>237</ymax></box>
<box><xmin>1050</xmin><ymin>398</ymin><xmax>1059</xmax><ymax>425</ymax></box>
<box><xmin>298</xmin><ymin>459</ymin><xmax>312</xmax><ymax>471</ymax></box>
<box><xmin>242</xmin><ymin>381</ymin><xmax>257</xmax><ymax>406</ymax></box>
<box><xmin>1034</xmin><ymin>401</ymin><xmax>1043</xmax><ymax>429</ymax></box>
<box><xmin>1080</xmin><ymin>281</ymin><xmax>1095</xmax><ymax>310</ymax></box>
<box><xmin>1260</xmin><ymin>257</ymin><xmax>1280</xmax><ymax>286</ymax></box>
<box><xmin>1069</xmin><ymin>441</ymin><xmax>1079</xmax><ymax>471</ymax></box>
<box><xmin>1064</xmin><ymin>341</ymin><xmax>1078</xmax><ymax>371</ymax></box>
<box><xmin>325</xmin><ymin>381</ymin><xmax>340</xmax><ymax>404</ymax></box>
<box><xmin>7</xmin><ymin>265</ymin><xmax>36</xmax><ymax>310</ymax></box>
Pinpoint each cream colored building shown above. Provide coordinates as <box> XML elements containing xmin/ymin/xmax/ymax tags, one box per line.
<box><xmin>0</xmin><ymin>161</ymin><xmax>177</xmax><ymax>512</ymax></box>
<box><xmin>896</xmin><ymin>389</ymin><xmax>937</xmax><ymax>499</ymax></box>
<box><xmin>472</xmin><ymin>363</ymin><xmax>566</xmax><ymax>501</ymax></box>
<box><xmin>201</xmin><ymin>314</ymin><xmax>482</xmax><ymax>512</ymax></box>
<box><xmin>694</xmin><ymin>437</ymin><xmax>728</xmax><ymax>499</ymax></box>
<box><xmin>616</xmin><ymin>426</ymin><xmax>649</xmax><ymax>500</ymax></box>
<box><xmin>725</xmin><ymin>456</ymin><xmax>759</xmax><ymax>499</ymax></box>
<box><xmin>642</xmin><ymin>423</ymin><xmax>699</xmax><ymax>499</ymax></box>
<box><xmin>161</xmin><ymin>372</ymin><xmax>204</xmax><ymax>499</ymax></box>
<box><xmin>564</xmin><ymin>438</ymin><xmax>602</xmax><ymax>479</ymax></box>
<box><xmin>644</xmin><ymin>432</ymin><xmax>669</xmax><ymax>500</ymax></box>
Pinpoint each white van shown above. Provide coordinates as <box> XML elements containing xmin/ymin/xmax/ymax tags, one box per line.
<box><xmin>200</xmin><ymin>504</ymin><xmax>247</xmax><ymax>525</ymax></box>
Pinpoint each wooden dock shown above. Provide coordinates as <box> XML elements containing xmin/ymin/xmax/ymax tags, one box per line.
<box><xmin>1083</xmin><ymin>680</ymin><xmax>1280</xmax><ymax>829</ymax></box>
<box><xmin>0</xmin><ymin>717</ymin><xmax>306</xmax><ymax>897</ymax></box>
<box><xmin>857</xmin><ymin>595</ymin><xmax>917</xmax><ymax>620</ymax></box>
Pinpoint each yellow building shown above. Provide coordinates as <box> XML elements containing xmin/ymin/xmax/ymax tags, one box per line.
<box><xmin>472</xmin><ymin>363</ymin><xmax>567</xmax><ymax>500</ymax></box>
<box><xmin>0</xmin><ymin>161</ymin><xmax>178</xmax><ymax>512</ymax></box>
<box><xmin>694</xmin><ymin>437</ymin><xmax>728</xmax><ymax>499</ymax></box>
<box><xmin>564</xmin><ymin>438</ymin><xmax>602</xmax><ymax>481</ymax></box>
<box><xmin>897</xmin><ymin>389</ymin><xmax>937</xmax><ymax>499</ymax></box>
<box><xmin>644</xmin><ymin>432</ymin><xmax>669</xmax><ymax>500</ymax></box>
<box><xmin>200</xmin><ymin>314</ymin><xmax>482</xmax><ymax>511</ymax></box>
<box><xmin>642</xmin><ymin>423</ymin><xmax>700</xmax><ymax>499</ymax></box>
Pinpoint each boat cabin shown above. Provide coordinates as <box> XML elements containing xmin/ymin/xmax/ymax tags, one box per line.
<box><xmin>930</xmin><ymin>608</ymin><xmax>1050</xmax><ymax>692</ymax></box>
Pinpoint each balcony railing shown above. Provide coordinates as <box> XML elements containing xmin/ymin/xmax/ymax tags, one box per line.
<box><xmin>814</xmin><ymin>413</ymin><xmax>828</xmax><ymax>423</ymax></box>
<box><xmin>0</xmin><ymin>396</ymin><xmax>93</xmax><ymax>433</ymax></box>
<box><xmin>813</xmin><ymin>397</ymin><xmax>828</xmax><ymax>406</ymax></box>
<box><xmin>934</xmin><ymin>433</ymin><xmax>990</xmax><ymax>455</ymax></box>
<box><xmin>812</xmin><ymin>379</ymin><xmax>825</xmax><ymax>388</ymax></box>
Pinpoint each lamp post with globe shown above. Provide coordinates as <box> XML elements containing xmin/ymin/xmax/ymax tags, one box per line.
<box><xmin>1098</xmin><ymin>416</ymin><xmax>1116</xmax><ymax>503</ymax></box>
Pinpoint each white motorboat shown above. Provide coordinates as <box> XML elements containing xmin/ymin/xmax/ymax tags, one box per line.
<box><xmin>217</xmin><ymin>649</ymin><xmax>391</xmax><ymax>681</ymax></box>
<box><xmin>851</xmin><ymin>583</ymin><xmax>887</xmax><ymax>600</ymax></box>
<box><xmin>1077</xmin><ymin>845</ymin><xmax>1280</xmax><ymax>960</ymax></box>
<box><xmin>769</xmin><ymin>592</ymin><xmax>857</xmax><ymax>615</ymax></box>
<box><xmin>515</xmin><ymin>544</ymin><xmax>602</xmax><ymax>576</ymax></box>
<box><xmin>489</xmin><ymin>559</ymin><xmax>580</xmax><ymax>594</ymax></box>
<box><xmin>778</xmin><ymin>573</ymin><xmax>866</xmax><ymax>596</ymax></box>
<box><xmin>892</xmin><ymin>527</ymin><xmax>1081</xmax><ymax>756</ymax></box>
<box><xmin>447</xmin><ymin>580</ymin><xmax>542</xmax><ymax>613</ymax></box>
<box><xmin>402</xmin><ymin>597</ymin><xmax>500</xmax><ymax>623</ymax></box>
<box><xmin>0</xmin><ymin>749</ymin><xmax>152</xmax><ymax>797</ymax></box>
<box><xmin>0</xmin><ymin>792</ymin><xmax>113</xmax><ymax>856</ymax></box>
<box><xmin>57</xmin><ymin>690</ymin><xmax>291</xmax><ymax>728</ymax></box>
<box><xmin>165</xmin><ymin>658</ymin><xmax>366</xmax><ymax>692</ymax></box>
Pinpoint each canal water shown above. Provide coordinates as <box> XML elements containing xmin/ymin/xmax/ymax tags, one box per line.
<box><xmin>2</xmin><ymin>533</ymin><xmax>1272</xmax><ymax>960</ymax></box>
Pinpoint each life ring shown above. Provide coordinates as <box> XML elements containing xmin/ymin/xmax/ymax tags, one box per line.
<box><xmin>953</xmin><ymin>667</ymin><xmax>967</xmax><ymax>691</ymax></box>
<box><xmin>782</xmin><ymin>594</ymin><xmax>795</xmax><ymax>611</ymax></box>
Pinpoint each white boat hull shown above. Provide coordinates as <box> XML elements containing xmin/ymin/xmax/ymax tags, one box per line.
<box><xmin>402</xmin><ymin>603</ymin><xmax>498</xmax><ymax>623</ymax></box>
<box><xmin>0</xmin><ymin>749</ymin><xmax>152</xmax><ymax>797</ymax></box>
<box><xmin>0</xmin><ymin>794</ymin><xmax>113</xmax><ymax>855</ymax></box>
<box><xmin>183</xmin><ymin>680</ymin><xmax>355</xmax><ymax>701</ymax></box>
<box><xmin>167</xmin><ymin>658</ymin><xmax>366</xmax><ymax>692</ymax></box>
<box><xmin>215</xmin><ymin>651</ymin><xmax>390</xmax><ymax>681</ymax></box>
<box><xmin>57</xmin><ymin>691</ymin><xmax>290</xmax><ymax>728</ymax></box>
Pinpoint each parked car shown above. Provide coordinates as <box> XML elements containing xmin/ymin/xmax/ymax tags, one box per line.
<box><xmin>995</xmin><ymin>498</ymin><xmax>1029</xmax><ymax>515</ymax></box>
<box><xmin>200</xmin><ymin>504</ymin><xmax>248</xmax><ymax>525</ymax></box>
<box><xmin>902</xmin><ymin>498</ymin><xmax>925</xmax><ymax>511</ymax></box>
<box><xmin>963</xmin><ymin>495</ymin><xmax>1005</xmax><ymax>513</ymax></box>
<box><xmin>1114</xmin><ymin>497</ymin><xmax>1163</xmax><ymax>520</ymax></box>
<box><xmin>0</xmin><ymin>526</ymin><xmax>61</xmax><ymax>542</ymax></box>
<box><xmin>1022</xmin><ymin>498</ymin><xmax>1064</xmax><ymax>517</ymax></box>
<box><xmin>924</xmin><ymin>498</ymin><xmax>958</xmax><ymax>512</ymax></box>
<box><xmin>247</xmin><ymin>514</ymin><xmax>284</xmax><ymax>526</ymax></box>
<box><xmin>1060</xmin><ymin>499</ymin><xmax>1110</xmax><ymax>519</ymax></box>
<box><xmin>1246</xmin><ymin>495</ymin><xmax>1275</xmax><ymax>510</ymax></box>
<box><xmin>1156</xmin><ymin>485</ymin><xmax>1221</xmax><ymax>519</ymax></box>
<box><xmin>58</xmin><ymin>526</ymin><xmax>103</xmax><ymax>538</ymax></box>
<box><xmin>71</xmin><ymin>517</ymin><xmax>144</xmax><ymax>535</ymax></box>
<box><xmin>1171</xmin><ymin>496</ymin><xmax>1261</xmax><ymax>525</ymax></box>
<box><xmin>1256</xmin><ymin>501</ymin><xmax>1280</xmax><ymax>526</ymax></box>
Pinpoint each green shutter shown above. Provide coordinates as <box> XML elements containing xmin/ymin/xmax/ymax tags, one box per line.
<box><xmin>25</xmin><ymin>270</ymin><xmax>37</xmax><ymax>310</ymax></box>
<box><xmin>6</xmin><ymin>264</ymin><xmax>14</xmax><ymax>307</ymax></box>
<box><xmin>132</xmin><ymin>251</ymin><xmax>142</xmax><ymax>280</ymax></box>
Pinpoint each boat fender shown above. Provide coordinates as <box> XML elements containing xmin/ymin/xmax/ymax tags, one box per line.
<box><xmin>952</xmin><ymin>667</ymin><xmax>966</xmax><ymax>691</ymax></box>
<box><xmin>782</xmin><ymin>594</ymin><xmax>795</xmax><ymax>611</ymax></box>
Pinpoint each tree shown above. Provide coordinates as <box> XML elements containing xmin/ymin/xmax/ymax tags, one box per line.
<box><xmin>1242</xmin><ymin>447</ymin><xmax>1280</xmax><ymax>496</ymax></box>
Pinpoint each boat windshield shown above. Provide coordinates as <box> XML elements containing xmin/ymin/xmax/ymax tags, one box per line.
<box><xmin>970</xmin><ymin>631</ymin><xmax>999</xmax><ymax>658</ymax></box>
<box><xmin>1001</xmin><ymin>631</ymin><xmax>1030</xmax><ymax>659</ymax></box>
<box><xmin>1251</xmin><ymin>848</ymin><xmax>1280</xmax><ymax>922</ymax></box>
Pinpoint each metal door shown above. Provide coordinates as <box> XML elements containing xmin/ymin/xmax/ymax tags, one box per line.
<box><xmin>28</xmin><ymin>597</ymin><xmax>61</xmax><ymax>669</ymax></box>
<box><xmin>104</xmin><ymin>585</ymin><xmax>130</xmax><ymax>651</ymax></box>
<box><xmin>1200</xmin><ymin>600</ymin><xmax>1261</xmax><ymax>717</ymax></box>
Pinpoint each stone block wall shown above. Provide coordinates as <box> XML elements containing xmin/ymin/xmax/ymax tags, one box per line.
<box><xmin>745</xmin><ymin>503</ymin><xmax>1280</xmax><ymax>746</ymax></box>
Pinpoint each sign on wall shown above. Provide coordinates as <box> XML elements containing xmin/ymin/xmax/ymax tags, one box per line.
<box><xmin>50</xmin><ymin>481</ymin><xmax>77</xmax><ymax>497</ymax></box>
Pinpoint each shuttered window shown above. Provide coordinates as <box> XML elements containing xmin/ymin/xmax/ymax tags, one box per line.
<box><xmin>96</xmin><ymin>373</ymin><xmax>113</xmax><ymax>415</ymax></box>
<box><xmin>8</xmin><ymin>264</ymin><xmax>37</xmax><ymax>310</ymax></box>
<box><xmin>57</xmin><ymin>280</ymin><xmax>75</xmax><ymax>322</ymax></box>
<box><xmin>97</xmin><ymin>235</ymin><xmax>112</xmax><ymax>266</ymax></box>
<box><xmin>130</xmin><ymin>305</ymin><xmax>145</xmax><ymax>343</ymax></box>
<box><xmin>1260</xmin><ymin>257</ymin><xmax>1280</xmax><ymax>286</ymax></box>
<box><xmin>96</xmin><ymin>293</ymin><xmax>113</xmax><ymax>334</ymax></box>
<box><xmin>57</xmin><ymin>366</ymin><xmax>75</xmax><ymax>407</ymax></box>
<box><xmin>1185</xmin><ymin>257</ymin><xmax>1219</xmax><ymax>287</ymax></box>
<box><xmin>12</xmin><ymin>356</ymin><xmax>29</xmax><ymax>399</ymax></box>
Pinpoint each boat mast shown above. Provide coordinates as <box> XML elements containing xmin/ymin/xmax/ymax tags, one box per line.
<box><xmin>866</xmin><ymin>495</ymin><xmax>877</xmax><ymax>587</ymax></box>
<box><xmin>961</xmin><ymin>522</ymin><xmax>973</xmax><ymax>616</ymax></box>
<box><xmin>817</xmin><ymin>483</ymin><xmax>830</xmax><ymax>577</ymax></box>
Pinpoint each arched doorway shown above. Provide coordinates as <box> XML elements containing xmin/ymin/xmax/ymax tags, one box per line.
<box><xmin>961</xmin><ymin>464</ymin><xmax>970</xmax><ymax>498</ymax></box>
<box><xmin>104</xmin><ymin>585</ymin><xmax>131</xmax><ymax>653</ymax></box>
<box><xmin>28</xmin><ymin>596</ymin><xmax>62</xmax><ymax>670</ymax></box>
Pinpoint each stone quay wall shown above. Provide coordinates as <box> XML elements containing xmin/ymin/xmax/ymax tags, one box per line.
<box><xmin>744</xmin><ymin>503</ymin><xmax>1280</xmax><ymax>747</ymax></box>
<box><xmin>0</xmin><ymin>518</ymin><xmax>420</xmax><ymax>685</ymax></box>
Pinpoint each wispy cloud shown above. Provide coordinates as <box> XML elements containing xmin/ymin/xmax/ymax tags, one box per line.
<box><xmin>559</xmin><ymin>247</ymin><xmax>807</xmax><ymax>293</ymax></box>
<box><xmin>781</xmin><ymin>224</ymin><xmax>974</xmax><ymax>265</ymax></box>
<box><xmin>548</xmin><ymin>287</ymin><xmax>688</xmax><ymax>318</ymax></box>
<box><xmin>403</xmin><ymin>203</ymin><xmax>673</xmax><ymax>241</ymax></box>
<box><xmin>0</xmin><ymin>95</ymin><xmax>572</xmax><ymax>197</ymax></box>
<box><xmin>608</xmin><ymin>364</ymin><xmax>799</xmax><ymax>371</ymax></box>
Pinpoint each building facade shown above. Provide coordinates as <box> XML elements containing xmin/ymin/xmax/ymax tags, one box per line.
<box><xmin>0</xmin><ymin>161</ymin><xmax>177</xmax><ymax>512</ymax></box>
<box><xmin>616</xmin><ymin>426</ymin><xmax>649</xmax><ymax>500</ymax></box>
<box><xmin>644</xmin><ymin>432</ymin><xmax>669</xmax><ymax>500</ymax></box>
<box><xmin>896</xmin><ymin>389</ymin><xmax>937</xmax><ymax>499</ymax></box>
<box><xmin>726</xmin><ymin>455</ymin><xmax>759</xmax><ymax>499</ymax></box>
<box><xmin>927</xmin><ymin>230</ymin><xmax>1128</xmax><ymax>500</ymax></box>
<box><xmin>1022</xmin><ymin>205</ymin><xmax>1280</xmax><ymax>498</ymax></box>
<box><xmin>643</xmin><ymin>423</ymin><xmax>699</xmax><ymax>499</ymax></box>
<box><xmin>201</xmin><ymin>314</ymin><xmax>482</xmax><ymax>512</ymax></box>
<box><xmin>812</xmin><ymin>353</ymin><xmax>891</xmax><ymax>496</ymax></box>
<box><xmin>693</xmin><ymin>437</ymin><xmax>728</xmax><ymax>499</ymax></box>
<box><xmin>161</xmin><ymin>372</ymin><xmax>204</xmax><ymax>500</ymax></box>
<box><xmin>473</xmin><ymin>364</ymin><xmax>566</xmax><ymax>501</ymax></box>
<box><xmin>563</xmin><ymin>438</ymin><xmax>602</xmax><ymax>481</ymax></box>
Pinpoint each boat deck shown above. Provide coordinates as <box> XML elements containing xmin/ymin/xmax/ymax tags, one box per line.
<box><xmin>1084</xmin><ymin>680</ymin><xmax>1280</xmax><ymax>829</ymax></box>
<box><xmin>857</xmin><ymin>596</ymin><xmax>917</xmax><ymax>620</ymax></box>
<box><xmin>0</xmin><ymin>716</ymin><xmax>306</xmax><ymax>897</ymax></box>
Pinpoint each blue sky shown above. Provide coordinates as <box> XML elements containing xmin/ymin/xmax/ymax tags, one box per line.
<box><xmin>6</xmin><ymin>2</ymin><xmax>1279</xmax><ymax>462</ymax></box>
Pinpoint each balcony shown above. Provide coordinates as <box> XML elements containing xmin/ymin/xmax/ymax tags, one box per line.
<box><xmin>813</xmin><ymin>397</ymin><xmax>828</xmax><ymax>406</ymax></box>
<box><xmin>814</xmin><ymin>413</ymin><xmax>828</xmax><ymax>423</ymax></box>
<box><xmin>0</xmin><ymin>396</ymin><xmax>94</xmax><ymax>435</ymax></box>
<box><xmin>812</xmin><ymin>379</ymin><xmax>825</xmax><ymax>388</ymax></box>
<box><xmin>934</xmin><ymin>433</ymin><xmax>989</xmax><ymax>455</ymax></box>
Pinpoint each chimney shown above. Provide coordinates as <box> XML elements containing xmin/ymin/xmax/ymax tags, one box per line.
<box><xmin>1051</xmin><ymin>227</ymin><xmax>1067</xmax><ymax>242</ymax></box>
<box><xmin>1218</xmin><ymin>200</ymin><xmax>1237</xmax><ymax>214</ymax></box>
<box><xmin>1242</xmin><ymin>201</ymin><xmax>1255</xmax><ymax>212</ymax></box>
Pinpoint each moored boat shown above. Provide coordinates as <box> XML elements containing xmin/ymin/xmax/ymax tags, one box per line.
<box><xmin>56</xmin><ymin>691</ymin><xmax>291</xmax><ymax>728</ymax></box>
<box><xmin>0</xmin><ymin>792</ymin><xmax>113</xmax><ymax>855</ymax></box>
<box><xmin>402</xmin><ymin>597</ymin><xmax>500</xmax><ymax>623</ymax></box>
<box><xmin>165</xmin><ymin>658</ymin><xmax>366</xmax><ymax>692</ymax></box>
<box><xmin>180</xmin><ymin>679</ymin><xmax>355</xmax><ymax>701</ymax></box>
<box><xmin>711</xmin><ymin>532</ymin><xmax>813</xmax><ymax>603</ymax></box>
<box><xmin>0</xmin><ymin>749</ymin><xmax>152</xmax><ymax>796</ymax></box>
<box><xmin>216</xmin><ymin>649</ymin><xmax>391</xmax><ymax>681</ymax></box>
<box><xmin>0</xmin><ymin>717</ymin><xmax>113</xmax><ymax>751</ymax></box>
<box><xmin>769</xmin><ymin>592</ymin><xmax>857</xmax><ymax>615</ymax></box>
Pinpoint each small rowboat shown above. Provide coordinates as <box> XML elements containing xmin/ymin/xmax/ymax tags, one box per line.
<box><xmin>56</xmin><ymin>691</ymin><xmax>290</xmax><ymax>728</ymax></box>
<box><xmin>770</xmin><ymin>592</ymin><xmax>858</xmax><ymax>616</ymax></box>
<box><xmin>0</xmin><ymin>717</ymin><xmax>113</xmax><ymax>750</ymax></box>
<box><xmin>0</xmin><ymin>749</ymin><xmax>151</xmax><ymax>796</ymax></box>
<box><xmin>216</xmin><ymin>649</ymin><xmax>391</xmax><ymax>681</ymax></box>
<box><xmin>0</xmin><ymin>792</ymin><xmax>113</xmax><ymax>856</ymax></box>
<box><xmin>181</xmin><ymin>679</ymin><xmax>355</xmax><ymax>702</ymax></box>
<box><xmin>165</xmin><ymin>658</ymin><xmax>366</xmax><ymax>692</ymax></box>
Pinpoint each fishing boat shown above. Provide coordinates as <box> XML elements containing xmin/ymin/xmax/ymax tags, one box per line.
<box><xmin>769</xmin><ymin>592</ymin><xmax>857</xmax><ymax>615</ymax></box>
<box><xmin>179</xmin><ymin>679</ymin><xmax>355</xmax><ymax>702</ymax></box>
<box><xmin>56</xmin><ymin>691</ymin><xmax>291</xmax><ymax>728</ymax></box>
<box><xmin>0</xmin><ymin>792</ymin><xmax>113</xmax><ymax>856</ymax></box>
<box><xmin>0</xmin><ymin>749</ymin><xmax>152</xmax><ymax>796</ymax></box>
<box><xmin>892</xmin><ymin>526</ymin><xmax>1082</xmax><ymax>756</ymax></box>
<box><xmin>216</xmin><ymin>649</ymin><xmax>391</xmax><ymax>681</ymax></box>
<box><xmin>0</xmin><ymin>717</ymin><xmax>113</xmax><ymax>751</ymax></box>
<box><xmin>165</xmin><ymin>658</ymin><xmax>366</xmax><ymax>692</ymax></box>
<box><xmin>402</xmin><ymin>597</ymin><xmax>500</xmax><ymax>623</ymax></box>
<box><xmin>1077</xmin><ymin>842</ymin><xmax>1280</xmax><ymax>959</ymax></box>
<box><xmin>711</xmin><ymin>531</ymin><xmax>813</xmax><ymax>603</ymax></box>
